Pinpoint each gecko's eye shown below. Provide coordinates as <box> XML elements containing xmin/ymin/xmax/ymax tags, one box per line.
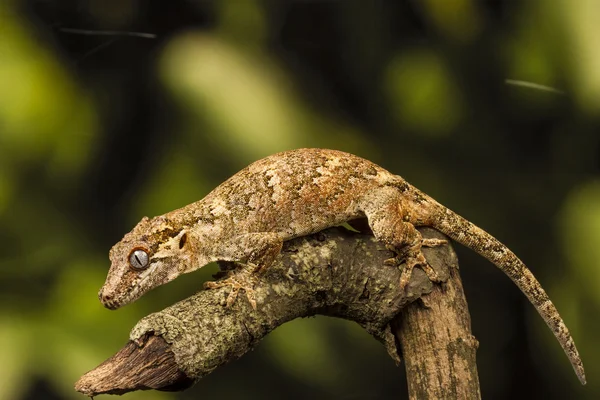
<box><xmin>129</xmin><ymin>249</ymin><xmax>149</xmax><ymax>270</ymax></box>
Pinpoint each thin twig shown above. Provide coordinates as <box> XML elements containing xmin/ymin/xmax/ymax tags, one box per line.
<box><xmin>505</xmin><ymin>79</ymin><xmax>565</xmax><ymax>95</ymax></box>
<box><xmin>58</xmin><ymin>28</ymin><xmax>157</xmax><ymax>39</ymax></box>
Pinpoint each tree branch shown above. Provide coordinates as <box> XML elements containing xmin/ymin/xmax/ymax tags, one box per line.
<box><xmin>76</xmin><ymin>227</ymin><xmax>480</xmax><ymax>398</ymax></box>
<box><xmin>394</xmin><ymin>240</ymin><xmax>481</xmax><ymax>399</ymax></box>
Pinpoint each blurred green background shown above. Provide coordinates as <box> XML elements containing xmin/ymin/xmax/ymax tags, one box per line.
<box><xmin>1</xmin><ymin>0</ymin><xmax>599</xmax><ymax>399</ymax></box>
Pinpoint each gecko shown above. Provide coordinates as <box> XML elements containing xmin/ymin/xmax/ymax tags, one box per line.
<box><xmin>98</xmin><ymin>148</ymin><xmax>585</xmax><ymax>384</ymax></box>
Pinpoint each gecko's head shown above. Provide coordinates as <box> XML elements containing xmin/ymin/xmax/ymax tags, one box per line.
<box><xmin>99</xmin><ymin>216</ymin><xmax>193</xmax><ymax>310</ymax></box>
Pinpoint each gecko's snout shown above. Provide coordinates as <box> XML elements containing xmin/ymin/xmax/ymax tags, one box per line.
<box><xmin>98</xmin><ymin>287</ymin><xmax>119</xmax><ymax>310</ymax></box>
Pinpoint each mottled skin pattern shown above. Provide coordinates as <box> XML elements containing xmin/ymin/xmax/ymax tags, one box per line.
<box><xmin>99</xmin><ymin>148</ymin><xmax>585</xmax><ymax>384</ymax></box>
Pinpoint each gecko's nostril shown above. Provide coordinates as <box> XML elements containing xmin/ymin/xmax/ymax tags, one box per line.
<box><xmin>98</xmin><ymin>289</ymin><xmax>113</xmax><ymax>302</ymax></box>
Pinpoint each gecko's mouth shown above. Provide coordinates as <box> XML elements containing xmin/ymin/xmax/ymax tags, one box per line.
<box><xmin>104</xmin><ymin>300</ymin><xmax>119</xmax><ymax>310</ymax></box>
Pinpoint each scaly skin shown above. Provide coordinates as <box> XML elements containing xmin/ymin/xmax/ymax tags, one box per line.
<box><xmin>98</xmin><ymin>148</ymin><xmax>585</xmax><ymax>384</ymax></box>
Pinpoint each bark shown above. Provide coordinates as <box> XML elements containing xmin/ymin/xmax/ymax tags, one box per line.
<box><xmin>394</xmin><ymin>244</ymin><xmax>481</xmax><ymax>399</ymax></box>
<box><xmin>75</xmin><ymin>227</ymin><xmax>480</xmax><ymax>398</ymax></box>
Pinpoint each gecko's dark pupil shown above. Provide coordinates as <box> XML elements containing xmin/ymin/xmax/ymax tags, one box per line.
<box><xmin>135</xmin><ymin>255</ymin><xmax>141</xmax><ymax>264</ymax></box>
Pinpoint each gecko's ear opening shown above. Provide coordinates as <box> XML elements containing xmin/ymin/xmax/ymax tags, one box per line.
<box><xmin>179</xmin><ymin>232</ymin><xmax>187</xmax><ymax>249</ymax></box>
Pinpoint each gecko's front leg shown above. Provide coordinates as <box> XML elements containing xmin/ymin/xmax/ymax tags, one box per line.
<box><xmin>204</xmin><ymin>232</ymin><xmax>283</xmax><ymax>309</ymax></box>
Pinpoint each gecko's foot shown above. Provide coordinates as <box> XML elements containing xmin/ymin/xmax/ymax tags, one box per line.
<box><xmin>204</xmin><ymin>265</ymin><xmax>260</xmax><ymax>309</ymax></box>
<box><xmin>384</xmin><ymin>239</ymin><xmax>446</xmax><ymax>292</ymax></box>
<box><xmin>204</xmin><ymin>277</ymin><xmax>258</xmax><ymax>309</ymax></box>
<box><xmin>397</xmin><ymin>256</ymin><xmax>441</xmax><ymax>292</ymax></box>
<box><xmin>383</xmin><ymin>238</ymin><xmax>448</xmax><ymax>266</ymax></box>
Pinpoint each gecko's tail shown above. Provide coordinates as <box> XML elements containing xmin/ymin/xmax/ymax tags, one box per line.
<box><xmin>418</xmin><ymin>191</ymin><xmax>586</xmax><ymax>385</ymax></box>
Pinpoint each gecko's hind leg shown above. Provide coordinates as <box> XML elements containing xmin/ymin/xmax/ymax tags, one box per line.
<box><xmin>363</xmin><ymin>189</ymin><xmax>448</xmax><ymax>291</ymax></box>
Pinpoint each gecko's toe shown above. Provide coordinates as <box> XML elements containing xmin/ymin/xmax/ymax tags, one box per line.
<box><xmin>204</xmin><ymin>270</ymin><xmax>259</xmax><ymax>309</ymax></box>
<box><xmin>419</xmin><ymin>261</ymin><xmax>441</xmax><ymax>283</ymax></box>
<box><xmin>394</xmin><ymin>250</ymin><xmax>441</xmax><ymax>292</ymax></box>
<box><xmin>225</xmin><ymin>286</ymin><xmax>240</xmax><ymax>308</ymax></box>
<box><xmin>244</xmin><ymin>290</ymin><xmax>257</xmax><ymax>310</ymax></box>
<box><xmin>383</xmin><ymin>257</ymin><xmax>399</xmax><ymax>267</ymax></box>
<box><xmin>421</xmin><ymin>238</ymin><xmax>448</xmax><ymax>248</ymax></box>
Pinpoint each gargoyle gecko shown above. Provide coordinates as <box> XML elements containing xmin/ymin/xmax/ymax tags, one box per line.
<box><xmin>98</xmin><ymin>148</ymin><xmax>585</xmax><ymax>384</ymax></box>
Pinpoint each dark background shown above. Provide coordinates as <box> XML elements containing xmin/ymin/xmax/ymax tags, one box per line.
<box><xmin>1</xmin><ymin>1</ymin><xmax>598</xmax><ymax>399</ymax></box>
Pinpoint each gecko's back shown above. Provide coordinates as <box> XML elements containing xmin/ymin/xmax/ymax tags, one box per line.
<box><xmin>173</xmin><ymin>148</ymin><xmax>400</xmax><ymax>237</ymax></box>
